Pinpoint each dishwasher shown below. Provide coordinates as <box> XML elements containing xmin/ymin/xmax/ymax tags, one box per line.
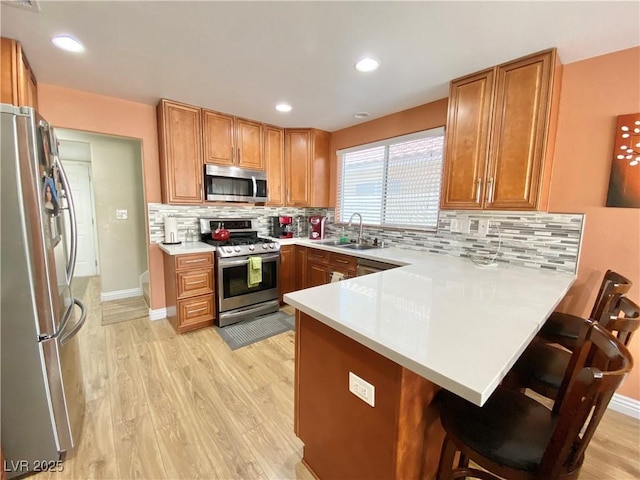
<box><xmin>356</xmin><ymin>258</ymin><xmax>398</xmax><ymax>276</ymax></box>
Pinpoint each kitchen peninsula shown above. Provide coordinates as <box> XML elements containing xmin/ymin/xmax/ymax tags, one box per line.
<box><xmin>283</xmin><ymin>250</ymin><xmax>575</xmax><ymax>480</ymax></box>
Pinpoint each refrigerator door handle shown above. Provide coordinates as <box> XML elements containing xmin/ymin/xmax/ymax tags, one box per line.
<box><xmin>55</xmin><ymin>156</ymin><xmax>78</xmax><ymax>284</ymax></box>
<box><xmin>38</xmin><ymin>303</ymin><xmax>74</xmax><ymax>341</ymax></box>
<box><xmin>60</xmin><ymin>298</ymin><xmax>87</xmax><ymax>345</ymax></box>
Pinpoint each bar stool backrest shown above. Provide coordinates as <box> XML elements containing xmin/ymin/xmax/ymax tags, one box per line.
<box><xmin>542</xmin><ymin>321</ymin><xmax>633</xmax><ymax>478</ymax></box>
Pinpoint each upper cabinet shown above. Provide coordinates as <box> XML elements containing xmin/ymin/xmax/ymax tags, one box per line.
<box><xmin>284</xmin><ymin>128</ymin><xmax>330</xmax><ymax>207</ymax></box>
<box><xmin>157</xmin><ymin>99</ymin><xmax>204</xmax><ymax>204</ymax></box>
<box><xmin>265</xmin><ymin>125</ymin><xmax>285</xmax><ymax>206</ymax></box>
<box><xmin>157</xmin><ymin>98</ymin><xmax>330</xmax><ymax>206</ymax></box>
<box><xmin>202</xmin><ymin>109</ymin><xmax>264</xmax><ymax>170</ymax></box>
<box><xmin>1</xmin><ymin>38</ymin><xmax>38</xmax><ymax>110</ymax></box>
<box><xmin>441</xmin><ymin>49</ymin><xmax>560</xmax><ymax>211</ymax></box>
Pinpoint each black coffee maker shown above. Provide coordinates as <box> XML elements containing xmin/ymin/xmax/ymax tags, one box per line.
<box><xmin>271</xmin><ymin>216</ymin><xmax>293</xmax><ymax>238</ymax></box>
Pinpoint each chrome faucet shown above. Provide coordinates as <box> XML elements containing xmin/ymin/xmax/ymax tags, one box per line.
<box><xmin>347</xmin><ymin>213</ymin><xmax>363</xmax><ymax>244</ymax></box>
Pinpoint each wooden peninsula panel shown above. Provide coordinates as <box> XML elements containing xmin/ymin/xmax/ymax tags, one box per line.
<box><xmin>295</xmin><ymin>311</ymin><xmax>444</xmax><ymax>480</ymax></box>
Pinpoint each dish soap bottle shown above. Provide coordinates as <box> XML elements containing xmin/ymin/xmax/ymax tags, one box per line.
<box><xmin>339</xmin><ymin>227</ymin><xmax>348</xmax><ymax>244</ymax></box>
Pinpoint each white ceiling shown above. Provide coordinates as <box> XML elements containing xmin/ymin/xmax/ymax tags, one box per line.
<box><xmin>1</xmin><ymin>1</ymin><xmax>638</xmax><ymax>131</ymax></box>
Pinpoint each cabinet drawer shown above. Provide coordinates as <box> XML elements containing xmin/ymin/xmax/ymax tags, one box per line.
<box><xmin>307</xmin><ymin>248</ymin><xmax>330</xmax><ymax>264</ymax></box>
<box><xmin>175</xmin><ymin>252</ymin><xmax>214</xmax><ymax>270</ymax></box>
<box><xmin>177</xmin><ymin>269</ymin><xmax>214</xmax><ymax>299</ymax></box>
<box><xmin>178</xmin><ymin>295</ymin><xmax>214</xmax><ymax>328</ymax></box>
<box><xmin>329</xmin><ymin>253</ymin><xmax>356</xmax><ymax>272</ymax></box>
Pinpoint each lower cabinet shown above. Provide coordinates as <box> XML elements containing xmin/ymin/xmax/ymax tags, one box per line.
<box><xmin>279</xmin><ymin>245</ymin><xmax>296</xmax><ymax>303</ymax></box>
<box><xmin>304</xmin><ymin>247</ymin><xmax>356</xmax><ymax>288</ymax></box>
<box><xmin>163</xmin><ymin>251</ymin><xmax>215</xmax><ymax>333</ymax></box>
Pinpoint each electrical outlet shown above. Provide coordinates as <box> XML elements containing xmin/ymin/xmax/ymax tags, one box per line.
<box><xmin>459</xmin><ymin>218</ymin><xmax>471</xmax><ymax>234</ymax></box>
<box><xmin>450</xmin><ymin>219</ymin><xmax>460</xmax><ymax>233</ymax></box>
<box><xmin>116</xmin><ymin>209</ymin><xmax>128</xmax><ymax>220</ymax></box>
<box><xmin>349</xmin><ymin>372</ymin><xmax>375</xmax><ymax>407</ymax></box>
<box><xmin>477</xmin><ymin>218</ymin><xmax>489</xmax><ymax>237</ymax></box>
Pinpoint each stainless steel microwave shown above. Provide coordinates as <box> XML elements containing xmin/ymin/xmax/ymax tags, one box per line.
<box><xmin>204</xmin><ymin>164</ymin><xmax>268</xmax><ymax>202</ymax></box>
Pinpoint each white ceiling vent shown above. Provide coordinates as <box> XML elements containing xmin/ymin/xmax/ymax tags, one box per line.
<box><xmin>2</xmin><ymin>0</ymin><xmax>40</xmax><ymax>12</ymax></box>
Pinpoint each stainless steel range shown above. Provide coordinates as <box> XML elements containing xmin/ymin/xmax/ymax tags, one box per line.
<box><xmin>199</xmin><ymin>218</ymin><xmax>280</xmax><ymax>327</ymax></box>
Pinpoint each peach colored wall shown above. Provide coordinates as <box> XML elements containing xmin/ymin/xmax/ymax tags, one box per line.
<box><xmin>329</xmin><ymin>99</ymin><xmax>449</xmax><ymax>206</ymax></box>
<box><xmin>548</xmin><ymin>47</ymin><xmax>640</xmax><ymax>400</ymax></box>
<box><xmin>37</xmin><ymin>84</ymin><xmax>167</xmax><ymax>309</ymax></box>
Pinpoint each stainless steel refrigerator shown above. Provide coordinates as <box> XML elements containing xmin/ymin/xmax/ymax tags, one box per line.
<box><xmin>1</xmin><ymin>104</ymin><xmax>87</xmax><ymax>478</ymax></box>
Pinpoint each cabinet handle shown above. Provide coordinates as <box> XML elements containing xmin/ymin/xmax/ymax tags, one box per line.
<box><xmin>185</xmin><ymin>259</ymin><xmax>206</xmax><ymax>264</ymax></box>
<box><xmin>486</xmin><ymin>177</ymin><xmax>494</xmax><ymax>203</ymax></box>
<box><xmin>186</xmin><ymin>279</ymin><xmax>206</xmax><ymax>286</ymax></box>
<box><xmin>238</xmin><ymin>148</ymin><xmax>241</xmax><ymax>164</ymax></box>
<box><xmin>333</xmin><ymin>258</ymin><xmax>349</xmax><ymax>264</ymax></box>
<box><xmin>475</xmin><ymin>178</ymin><xmax>482</xmax><ymax>204</ymax></box>
<box><xmin>187</xmin><ymin>307</ymin><xmax>207</xmax><ymax>314</ymax></box>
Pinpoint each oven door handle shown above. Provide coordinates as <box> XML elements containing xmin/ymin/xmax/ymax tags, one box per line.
<box><xmin>219</xmin><ymin>253</ymin><xmax>280</xmax><ymax>267</ymax></box>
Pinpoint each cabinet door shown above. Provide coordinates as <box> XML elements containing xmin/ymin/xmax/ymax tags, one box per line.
<box><xmin>285</xmin><ymin>129</ymin><xmax>311</xmax><ymax>206</ymax></box>
<box><xmin>279</xmin><ymin>245</ymin><xmax>295</xmax><ymax>302</ymax></box>
<box><xmin>18</xmin><ymin>47</ymin><xmax>38</xmax><ymax>110</ymax></box>
<box><xmin>295</xmin><ymin>246</ymin><xmax>307</xmax><ymax>291</ymax></box>
<box><xmin>306</xmin><ymin>262</ymin><xmax>329</xmax><ymax>288</ymax></box>
<box><xmin>440</xmin><ymin>69</ymin><xmax>495</xmax><ymax>210</ymax></box>
<box><xmin>237</xmin><ymin>118</ymin><xmax>264</xmax><ymax>170</ymax></box>
<box><xmin>486</xmin><ymin>51</ymin><xmax>554</xmax><ymax>210</ymax></box>
<box><xmin>158</xmin><ymin>100</ymin><xmax>203</xmax><ymax>204</ymax></box>
<box><xmin>202</xmin><ymin>109</ymin><xmax>235</xmax><ymax>166</ymax></box>
<box><xmin>265</xmin><ymin>126</ymin><xmax>285</xmax><ymax>206</ymax></box>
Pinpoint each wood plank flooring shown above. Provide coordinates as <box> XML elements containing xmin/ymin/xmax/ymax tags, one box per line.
<box><xmin>35</xmin><ymin>278</ymin><xmax>639</xmax><ymax>479</ymax></box>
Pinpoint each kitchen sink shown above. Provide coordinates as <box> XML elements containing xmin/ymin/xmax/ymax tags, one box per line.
<box><xmin>340</xmin><ymin>243</ymin><xmax>379</xmax><ymax>250</ymax></box>
<box><xmin>315</xmin><ymin>240</ymin><xmax>351</xmax><ymax>246</ymax></box>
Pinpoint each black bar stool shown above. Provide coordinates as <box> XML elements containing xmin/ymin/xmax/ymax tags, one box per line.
<box><xmin>506</xmin><ymin>296</ymin><xmax>639</xmax><ymax>401</ymax></box>
<box><xmin>435</xmin><ymin>320</ymin><xmax>633</xmax><ymax>480</ymax></box>
<box><xmin>537</xmin><ymin>270</ymin><xmax>631</xmax><ymax>350</ymax></box>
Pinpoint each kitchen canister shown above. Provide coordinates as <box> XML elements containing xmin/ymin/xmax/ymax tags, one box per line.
<box><xmin>163</xmin><ymin>216</ymin><xmax>180</xmax><ymax>244</ymax></box>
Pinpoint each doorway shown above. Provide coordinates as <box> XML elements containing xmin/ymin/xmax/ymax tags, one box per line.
<box><xmin>56</xmin><ymin>130</ymin><xmax>148</xmax><ymax>304</ymax></box>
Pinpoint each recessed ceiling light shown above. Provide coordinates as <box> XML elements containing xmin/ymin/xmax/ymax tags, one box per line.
<box><xmin>354</xmin><ymin>112</ymin><xmax>370</xmax><ymax>119</ymax></box>
<box><xmin>355</xmin><ymin>58</ymin><xmax>379</xmax><ymax>73</ymax></box>
<box><xmin>52</xmin><ymin>35</ymin><xmax>84</xmax><ymax>53</ymax></box>
<box><xmin>275</xmin><ymin>103</ymin><xmax>292</xmax><ymax>112</ymax></box>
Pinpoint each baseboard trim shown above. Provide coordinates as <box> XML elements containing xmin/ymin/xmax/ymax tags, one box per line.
<box><xmin>608</xmin><ymin>393</ymin><xmax>640</xmax><ymax>419</ymax></box>
<box><xmin>149</xmin><ymin>308</ymin><xmax>167</xmax><ymax>321</ymax></box>
<box><xmin>101</xmin><ymin>287</ymin><xmax>142</xmax><ymax>302</ymax></box>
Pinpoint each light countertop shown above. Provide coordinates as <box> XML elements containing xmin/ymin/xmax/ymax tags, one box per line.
<box><xmin>158</xmin><ymin>241</ymin><xmax>216</xmax><ymax>255</ymax></box>
<box><xmin>283</xmin><ymin>245</ymin><xmax>575</xmax><ymax>406</ymax></box>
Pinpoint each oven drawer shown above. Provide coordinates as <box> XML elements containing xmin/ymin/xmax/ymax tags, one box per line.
<box><xmin>177</xmin><ymin>269</ymin><xmax>214</xmax><ymax>299</ymax></box>
<box><xmin>175</xmin><ymin>252</ymin><xmax>214</xmax><ymax>270</ymax></box>
<box><xmin>177</xmin><ymin>295</ymin><xmax>214</xmax><ymax>331</ymax></box>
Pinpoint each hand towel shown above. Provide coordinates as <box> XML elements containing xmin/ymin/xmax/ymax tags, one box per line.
<box><xmin>247</xmin><ymin>256</ymin><xmax>262</xmax><ymax>288</ymax></box>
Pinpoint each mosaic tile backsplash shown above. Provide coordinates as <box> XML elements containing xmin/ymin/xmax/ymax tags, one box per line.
<box><xmin>148</xmin><ymin>203</ymin><xmax>584</xmax><ymax>273</ymax></box>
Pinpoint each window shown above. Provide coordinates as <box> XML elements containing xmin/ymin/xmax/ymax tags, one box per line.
<box><xmin>336</xmin><ymin>127</ymin><xmax>445</xmax><ymax>230</ymax></box>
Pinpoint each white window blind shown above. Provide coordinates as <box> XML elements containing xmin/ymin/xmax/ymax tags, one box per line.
<box><xmin>336</xmin><ymin>127</ymin><xmax>445</xmax><ymax>230</ymax></box>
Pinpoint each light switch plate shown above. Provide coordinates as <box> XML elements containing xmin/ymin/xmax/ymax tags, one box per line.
<box><xmin>349</xmin><ymin>372</ymin><xmax>375</xmax><ymax>407</ymax></box>
<box><xmin>116</xmin><ymin>209</ymin><xmax>128</xmax><ymax>220</ymax></box>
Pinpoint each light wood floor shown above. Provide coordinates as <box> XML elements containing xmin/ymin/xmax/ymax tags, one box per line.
<box><xmin>36</xmin><ymin>278</ymin><xmax>639</xmax><ymax>480</ymax></box>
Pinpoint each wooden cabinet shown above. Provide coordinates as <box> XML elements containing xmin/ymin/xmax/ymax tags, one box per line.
<box><xmin>279</xmin><ymin>245</ymin><xmax>296</xmax><ymax>303</ymax></box>
<box><xmin>202</xmin><ymin>109</ymin><xmax>264</xmax><ymax>170</ymax></box>
<box><xmin>1</xmin><ymin>37</ymin><xmax>38</xmax><ymax>109</ymax></box>
<box><xmin>304</xmin><ymin>247</ymin><xmax>357</xmax><ymax>288</ymax></box>
<box><xmin>295</xmin><ymin>246</ymin><xmax>308</xmax><ymax>291</ymax></box>
<box><xmin>284</xmin><ymin>129</ymin><xmax>331</xmax><ymax>207</ymax></box>
<box><xmin>163</xmin><ymin>251</ymin><xmax>215</xmax><ymax>333</ymax></box>
<box><xmin>157</xmin><ymin>99</ymin><xmax>203</xmax><ymax>204</ymax></box>
<box><xmin>265</xmin><ymin>125</ymin><xmax>285</xmax><ymax>206</ymax></box>
<box><xmin>441</xmin><ymin>49</ymin><xmax>560</xmax><ymax>211</ymax></box>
